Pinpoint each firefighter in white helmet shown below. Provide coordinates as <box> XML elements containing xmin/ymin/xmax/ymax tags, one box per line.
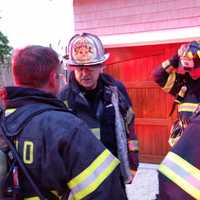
<box><xmin>59</xmin><ymin>33</ymin><xmax>139</xmax><ymax>198</ymax></box>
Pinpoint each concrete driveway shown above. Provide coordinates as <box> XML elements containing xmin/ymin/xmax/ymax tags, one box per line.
<box><xmin>126</xmin><ymin>163</ymin><xmax>159</xmax><ymax>200</ymax></box>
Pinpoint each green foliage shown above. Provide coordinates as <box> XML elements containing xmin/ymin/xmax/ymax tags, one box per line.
<box><xmin>0</xmin><ymin>31</ymin><xmax>12</xmax><ymax>64</ymax></box>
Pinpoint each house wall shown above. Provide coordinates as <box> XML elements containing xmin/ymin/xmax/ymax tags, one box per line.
<box><xmin>74</xmin><ymin>0</ymin><xmax>200</xmax><ymax>36</ymax></box>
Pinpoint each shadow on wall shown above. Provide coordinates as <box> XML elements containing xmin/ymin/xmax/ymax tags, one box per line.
<box><xmin>0</xmin><ymin>63</ymin><xmax>13</xmax><ymax>86</ymax></box>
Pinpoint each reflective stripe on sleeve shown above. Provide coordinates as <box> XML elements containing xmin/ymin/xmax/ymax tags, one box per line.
<box><xmin>162</xmin><ymin>72</ymin><xmax>176</xmax><ymax>93</ymax></box>
<box><xmin>64</xmin><ymin>100</ymin><xmax>69</xmax><ymax>108</ymax></box>
<box><xmin>159</xmin><ymin>151</ymin><xmax>200</xmax><ymax>199</ymax></box>
<box><xmin>67</xmin><ymin>149</ymin><xmax>120</xmax><ymax>200</ymax></box>
<box><xmin>5</xmin><ymin>108</ymin><xmax>16</xmax><ymax>116</ymax></box>
<box><xmin>24</xmin><ymin>197</ymin><xmax>40</xmax><ymax>200</ymax></box>
<box><xmin>178</xmin><ymin>103</ymin><xmax>199</xmax><ymax>112</ymax></box>
<box><xmin>90</xmin><ymin>128</ymin><xmax>100</xmax><ymax>140</ymax></box>
<box><xmin>128</xmin><ymin>140</ymin><xmax>139</xmax><ymax>151</ymax></box>
<box><xmin>24</xmin><ymin>190</ymin><xmax>61</xmax><ymax>200</ymax></box>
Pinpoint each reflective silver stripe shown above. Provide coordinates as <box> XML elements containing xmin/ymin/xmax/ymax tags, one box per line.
<box><xmin>67</xmin><ymin>149</ymin><xmax>119</xmax><ymax>200</ymax></box>
<box><xmin>5</xmin><ymin>108</ymin><xmax>16</xmax><ymax>116</ymax></box>
<box><xmin>90</xmin><ymin>128</ymin><xmax>100</xmax><ymax>140</ymax></box>
<box><xmin>159</xmin><ymin>152</ymin><xmax>200</xmax><ymax>199</ymax></box>
<box><xmin>178</xmin><ymin>103</ymin><xmax>199</xmax><ymax>112</ymax></box>
<box><xmin>70</xmin><ymin>153</ymin><xmax>113</xmax><ymax>195</ymax></box>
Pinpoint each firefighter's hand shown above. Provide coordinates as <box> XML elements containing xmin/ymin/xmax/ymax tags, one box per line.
<box><xmin>169</xmin><ymin>54</ymin><xmax>179</xmax><ymax>69</ymax></box>
<box><xmin>130</xmin><ymin>169</ymin><xmax>137</xmax><ymax>177</ymax></box>
<box><xmin>162</xmin><ymin>54</ymin><xmax>179</xmax><ymax>73</ymax></box>
<box><xmin>125</xmin><ymin>169</ymin><xmax>137</xmax><ymax>184</ymax></box>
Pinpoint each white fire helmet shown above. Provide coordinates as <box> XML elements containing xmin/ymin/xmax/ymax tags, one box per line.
<box><xmin>65</xmin><ymin>33</ymin><xmax>109</xmax><ymax>66</ymax></box>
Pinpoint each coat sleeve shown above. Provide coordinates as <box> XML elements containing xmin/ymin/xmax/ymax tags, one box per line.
<box><xmin>116</xmin><ymin>81</ymin><xmax>139</xmax><ymax>171</ymax></box>
<box><xmin>43</xmin><ymin>116</ymin><xmax>127</xmax><ymax>200</ymax></box>
<box><xmin>158</xmin><ymin>119</ymin><xmax>200</xmax><ymax>200</ymax></box>
<box><xmin>152</xmin><ymin>56</ymin><xmax>184</xmax><ymax>97</ymax></box>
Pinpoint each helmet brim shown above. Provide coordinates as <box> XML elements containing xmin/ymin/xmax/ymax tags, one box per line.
<box><xmin>65</xmin><ymin>53</ymin><xmax>110</xmax><ymax>66</ymax></box>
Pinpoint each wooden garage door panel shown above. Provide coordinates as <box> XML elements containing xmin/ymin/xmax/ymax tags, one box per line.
<box><xmin>136</xmin><ymin>124</ymin><xmax>170</xmax><ymax>153</ymax></box>
<box><xmin>127</xmin><ymin>86</ymin><xmax>174</xmax><ymax>118</ymax></box>
<box><xmin>106</xmin><ymin>43</ymin><xmax>181</xmax><ymax>163</ymax></box>
<box><xmin>136</xmin><ymin>124</ymin><xmax>170</xmax><ymax>163</ymax></box>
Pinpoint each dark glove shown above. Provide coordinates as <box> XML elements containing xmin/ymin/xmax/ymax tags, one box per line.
<box><xmin>169</xmin><ymin>54</ymin><xmax>179</xmax><ymax>68</ymax></box>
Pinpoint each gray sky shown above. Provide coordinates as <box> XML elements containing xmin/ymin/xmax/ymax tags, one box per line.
<box><xmin>0</xmin><ymin>0</ymin><xmax>74</xmax><ymax>55</ymax></box>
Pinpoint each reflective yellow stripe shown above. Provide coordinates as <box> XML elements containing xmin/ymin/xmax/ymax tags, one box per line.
<box><xmin>159</xmin><ymin>152</ymin><xmax>200</xmax><ymax>199</ymax></box>
<box><xmin>74</xmin><ymin>157</ymin><xmax>119</xmax><ymax>199</ymax></box>
<box><xmin>90</xmin><ymin>128</ymin><xmax>100</xmax><ymax>140</ymax></box>
<box><xmin>128</xmin><ymin>140</ymin><xmax>139</xmax><ymax>151</ymax></box>
<box><xmin>24</xmin><ymin>197</ymin><xmax>40</xmax><ymax>200</ymax></box>
<box><xmin>178</xmin><ymin>103</ymin><xmax>199</xmax><ymax>112</ymax></box>
<box><xmin>68</xmin><ymin>149</ymin><xmax>120</xmax><ymax>200</ymax></box>
<box><xmin>24</xmin><ymin>190</ymin><xmax>61</xmax><ymax>200</ymax></box>
<box><xmin>50</xmin><ymin>190</ymin><xmax>61</xmax><ymax>198</ymax></box>
<box><xmin>162</xmin><ymin>72</ymin><xmax>176</xmax><ymax>92</ymax></box>
<box><xmin>5</xmin><ymin>108</ymin><xmax>16</xmax><ymax>116</ymax></box>
<box><xmin>68</xmin><ymin>149</ymin><xmax>117</xmax><ymax>187</ymax></box>
<box><xmin>197</xmin><ymin>50</ymin><xmax>200</xmax><ymax>59</ymax></box>
<box><xmin>169</xmin><ymin>152</ymin><xmax>200</xmax><ymax>179</ymax></box>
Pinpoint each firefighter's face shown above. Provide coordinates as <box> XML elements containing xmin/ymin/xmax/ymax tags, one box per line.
<box><xmin>180</xmin><ymin>56</ymin><xmax>194</xmax><ymax>71</ymax></box>
<box><xmin>71</xmin><ymin>64</ymin><xmax>103</xmax><ymax>90</ymax></box>
<box><xmin>177</xmin><ymin>56</ymin><xmax>200</xmax><ymax>80</ymax></box>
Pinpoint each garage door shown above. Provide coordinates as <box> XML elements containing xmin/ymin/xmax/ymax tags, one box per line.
<box><xmin>106</xmin><ymin>42</ymin><xmax>182</xmax><ymax>163</ymax></box>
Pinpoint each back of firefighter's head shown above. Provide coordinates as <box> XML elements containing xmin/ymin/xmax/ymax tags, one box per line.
<box><xmin>65</xmin><ymin>33</ymin><xmax>110</xmax><ymax>90</ymax></box>
<box><xmin>177</xmin><ymin>41</ymin><xmax>200</xmax><ymax>79</ymax></box>
<box><xmin>12</xmin><ymin>45</ymin><xmax>61</xmax><ymax>95</ymax></box>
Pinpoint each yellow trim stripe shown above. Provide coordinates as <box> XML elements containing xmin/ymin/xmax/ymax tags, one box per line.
<box><xmin>67</xmin><ymin>149</ymin><xmax>119</xmax><ymax>200</ymax></box>
<box><xmin>5</xmin><ymin>108</ymin><xmax>16</xmax><ymax>116</ymax></box>
<box><xmin>68</xmin><ymin>149</ymin><xmax>118</xmax><ymax>188</ymax></box>
<box><xmin>90</xmin><ymin>128</ymin><xmax>101</xmax><ymax>140</ymax></box>
<box><xmin>24</xmin><ymin>190</ymin><xmax>61</xmax><ymax>200</ymax></box>
<box><xmin>162</xmin><ymin>72</ymin><xmax>176</xmax><ymax>93</ymax></box>
<box><xmin>178</xmin><ymin>103</ymin><xmax>199</xmax><ymax>112</ymax></box>
<box><xmin>74</xmin><ymin>158</ymin><xmax>119</xmax><ymax>199</ymax></box>
<box><xmin>159</xmin><ymin>164</ymin><xmax>200</xmax><ymax>199</ymax></box>
<box><xmin>197</xmin><ymin>50</ymin><xmax>200</xmax><ymax>59</ymax></box>
<box><xmin>168</xmin><ymin>152</ymin><xmax>200</xmax><ymax>180</ymax></box>
<box><xmin>159</xmin><ymin>152</ymin><xmax>200</xmax><ymax>199</ymax></box>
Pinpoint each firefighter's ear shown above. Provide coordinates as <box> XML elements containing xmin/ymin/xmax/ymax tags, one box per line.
<box><xmin>49</xmin><ymin>70</ymin><xmax>57</xmax><ymax>86</ymax></box>
<box><xmin>47</xmin><ymin>70</ymin><xmax>60</xmax><ymax>95</ymax></box>
<box><xmin>100</xmin><ymin>64</ymin><xmax>106</xmax><ymax>73</ymax></box>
